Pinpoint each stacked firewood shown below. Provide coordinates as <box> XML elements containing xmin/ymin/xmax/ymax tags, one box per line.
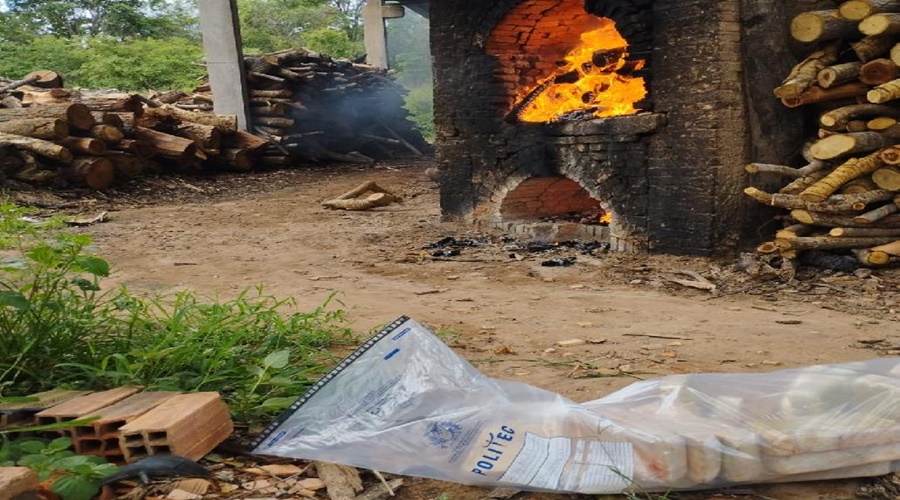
<box><xmin>746</xmin><ymin>1</ymin><xmax>900</xmax><ymax>267</ymax></box>
<box><xmin>178</xmin><ymin>48</ymin><xmax>429</xmax><ymax>165</ymax></box>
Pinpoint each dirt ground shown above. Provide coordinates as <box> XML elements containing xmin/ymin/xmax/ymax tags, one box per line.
<box><xmin>18</xmin><ymin>158</ymin><xmax>899</xmax><ymax>500</ymax></box>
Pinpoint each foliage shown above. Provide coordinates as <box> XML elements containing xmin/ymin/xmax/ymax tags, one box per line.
<box><xmin>0</xmin><ymin>201</ymin><xmax>66</xmax><ymax>250</ymax></box>
<box><xmin>0</xmin><ymin>436</ymin><xmax>117</xmax><ymax>500</ymax></box>
<box><xmin>237</xmin><ymin>0</ymin><xmax>363</xmax><ymax>57</ymax></box>
<box><xmin>0</xmin><ymin>36</ymin><xmax>89</xmax><ymax>79</ymax></box>
<box><xmin>403</xmin><ymin>85</ymin><xmax>434</xmax><ymax>142</ymax></box>
<box><xmin>387</xmin><ymin>11</ymin><xmax>434</xmax><ymax>142</ymax></box>
<box><xmin>0</xmin><ymin>231</ymin><xmax>355</xmax><ymax>424</ymax></box>
<box><xmin>0</xmin><ymin>0</ymin><xmax>198</xmax><ymax>40</ymax></box>
<box><xmin>74</xmin><ymin>36</ymin><xmax>205</xmax><ymax>91</ymax></box>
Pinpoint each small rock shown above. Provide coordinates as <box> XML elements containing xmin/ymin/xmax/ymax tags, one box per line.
<box><xmin>659</xmin><ymin>351</ymin><xmax>678</xmax><ymax>359</ymax></box>
<box><xmin>543</xmin><ymin>348</ymin><xmax>557</xmax><ymax>354</ymax></box>
<box><xmin>446</xmin><ymin>275</ymin><xmax>460</xmax><ymax>280</ymax></box>
<box><xmin>259</xmin><ymin>464</ymin><xmax>304</xmax><ymax>477</ymax></box>
<box><xmin>576</xmin><ymin>322</ymin><xmax>593</xmax><ymax>328</ymax></box>
<box><xmin>493</xmin><ymin>345</ymin><xmax>516</xmax><ymax>355</ymax></box>
<box><xmin>629</xmin><ymin>279</ymin><xmax>642</xmax><ymax>285</ymax></box>
<box><xmin>297</xmin><ymin>478</ymin><xmax>326</xmax><ymax>491</ymax></box>
<box><xmin>726</xmin><ymin>307</ymin><xmax>742</xmax><ymax>311</ymax></box>
<box><xmin>857</xmin><ymin>337</ymin><xmax>886</xmax><ymax>344</ymax></box>
<box><xmin>668</xmin><ymin>341</ymin><xmax>683</xmax><ymax>347</ymax></box>
<box><xmin>570</xmin><ymin>284</ymin><xmax>586</xmax><ymax>290</ymax></box>
<box><xmin>618</xmin><ymin>364</ymin><xmax>634</xmax><ymax>372</ymax></box>
<box><xmin>761</xmin><ymin>360</ymin><xmax>782</xmax><ymax>366</ymax></box>
<box><xmin>556</xmin><ymin>339</ymin><xmax>587</xmax><ymax>347</ymax></box>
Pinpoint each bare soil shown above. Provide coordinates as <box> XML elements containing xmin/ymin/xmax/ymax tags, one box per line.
<box><xmin>18</xmin><ymin>159</ymin><xmax>899</xmax><ymax>500</ymax></box>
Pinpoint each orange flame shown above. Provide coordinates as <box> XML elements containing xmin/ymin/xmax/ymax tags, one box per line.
<box><xmin>599</xmin><ymin>211</ymin><xmax>612</xmax><ymax>225</ymax></box>
<box><xmin>515</xmin><ymin>19</ymin><xmax>647</xmax><ymax>122</ymax></box>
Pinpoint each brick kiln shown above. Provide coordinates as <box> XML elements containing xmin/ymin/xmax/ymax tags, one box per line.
<box><xmin>430</xmin><ymin>0</ymin><xmax>807</xmax><ymax>255</ymax></box>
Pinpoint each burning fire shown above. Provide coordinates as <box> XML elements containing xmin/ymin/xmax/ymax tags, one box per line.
<box><xmin>514</xmin><ymin>19</ymin><xmax>647</xmax><ymax>123</ymax></box>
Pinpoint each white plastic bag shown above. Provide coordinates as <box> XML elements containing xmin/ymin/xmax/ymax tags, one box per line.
<box><xmin>251</xmin><ymin>317</ymin><xmax>900</xmax><ymax>493</ymax></box>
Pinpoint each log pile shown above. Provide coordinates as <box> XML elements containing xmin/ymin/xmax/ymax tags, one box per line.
<box><xmin>177</xmin><ymin>48</ymin><xmax>430</xmax><ymax>165</ymax></box>
<box><xmin>746</xmin><ymin>1</ymin><xmax>900</xmax><ymax>268</ymax></box>
<box><xmin>0</xmin><ymin>49</ymin><xmax>429</xmax><ymax>189</ymax></box>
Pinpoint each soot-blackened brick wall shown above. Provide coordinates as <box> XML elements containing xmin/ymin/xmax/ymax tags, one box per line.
<box><xmin>431</xmin><ymin>0</ymin><xmax>802</xmax><ymax>255</ymax></box>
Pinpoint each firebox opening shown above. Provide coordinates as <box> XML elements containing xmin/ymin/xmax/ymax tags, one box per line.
<box><xmin>485</xmin><ymin>1</ymin><xmax>647</xmax><ymax>124</ymax></box>
<box><xmin>500</xmin><ymin>176</ymin><xmax>611</xmax><ymax>226</ymax></box>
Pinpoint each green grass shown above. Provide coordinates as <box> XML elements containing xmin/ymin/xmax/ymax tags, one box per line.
<box><xmin>0</xmin><ymin>227</ymin><xmax>356</xmax><ymax>424</ymax></box>
<box><xmin>0</xmin><ymin>200</ymin><xmax>66</xmax><ymax>250</ymax></box>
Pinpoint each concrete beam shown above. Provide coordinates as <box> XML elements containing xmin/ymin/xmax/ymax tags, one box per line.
<box><xmin>198</xmin><ymin>0</ymin><xmax>252</xmax><ymax>131</ymax></box>
<box><xmin>363</xmin><ymin>0</ymin><xmax>389</xmax><ymax>68</ymax></box>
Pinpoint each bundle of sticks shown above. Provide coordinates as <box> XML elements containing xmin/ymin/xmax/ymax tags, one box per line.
<box><xmin>746</xmin><ymin>1</ymin><xmax>900</xmax><ymax>267</ymax></box>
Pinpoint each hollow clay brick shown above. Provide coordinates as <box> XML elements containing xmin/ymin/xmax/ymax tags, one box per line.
<box><xmin>34</xmin><ymin>387</ymin><xmax>142</xmax><ymax>424</ymax></box>
<box><xmin>118</xmin><ymin>392</ymin><xmax>232</xmax><ymax>462</ymax></box>
<box><xmin>70</xmin><ymin>391</ymin><xmax>178</xmax><ymax>458</ymax></box>
<box><xmin>0</xmin><ymin>467</ymin><xmax>38</xmax><ymax>500</ymax></box>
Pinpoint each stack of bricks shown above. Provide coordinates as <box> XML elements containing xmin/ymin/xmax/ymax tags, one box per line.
<box><xmin>12</xmin><ymin>387</ymin><xmax>233</xmax><ymax>464</ymax></box>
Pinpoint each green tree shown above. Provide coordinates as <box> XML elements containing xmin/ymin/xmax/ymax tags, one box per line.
<box><xmin>0</xmin><ymin>36</ymin><xmax>89</xmax><ymax>81</ymax></box>
<box><xmin>236</xmin><ymin>0</ymin><xmax>363</xmax><ymax>57</ymax></box>
<box><xmin>74</xmin><ymin>37</ymin><xmax>205</xmax><ymax>90</ymax></box>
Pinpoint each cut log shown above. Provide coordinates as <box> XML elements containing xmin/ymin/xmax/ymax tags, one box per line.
<box><xmin>856</xmin><ymin>239</ymin><xmax>900</xmax><ymax>264</ymax></box>
<box><xmin>777</xmin><ymin>224</ymin><xmax>815</xmax><ymax>240</ymax></box>
<box><xmin>135</xmin><ymin>126</ymin><xmax>198</xmax><ymax>159</ymax></box>
<box><xmin>871</xmin><ymin>239</ymin><xmax>900</xmax><ymax>255</ymax></box>
<box><xmin>781</xmin><ymin>82</ymin><xmax>870</xmax><ymax>107</ymax></box>
<box><xmin>0</xmin><ymin>131</ymin><xmax>72</xmax><ymax>161</ymax></box>
<box><xmin>0</xmin><ymin>74</ymin><xmax>39</xmax><ymax>94</ymax></box>
<box><xmin>791</xmin><ymin>209</ymin><xmax>900</xmax><ymax>226</ymax></box>
<box><xmin>249</xmin><ymin>89</ymin><xmax>293</xmax><ymax>98</ymax></box>
<box><xmin>892</xmin><ymin>42</ymin><xmax>900</xmax><ymax>65</ymax></box>
<box><xmin>313</xmin><ymin>462</ymin><xmax>363</xmax><ymax>500</ymax></box>
<box><xmin>817</xmin><ymin>62</ymin><xmax>861</xmax><ymax>89</ymax></box>
<box><xmin>61</xmin><ymin>157</ymin><xmax>115</xmax><ymax>189</ymax></box>
<box><xmin>87</xmin><ymin>124</ymin><xmax>124</xmax><ymax>144</ymax></box>
<box><xmin>149</xmin><ymin>104</ymin><xmax>238</xmax><ymax>132</ymax></box>
<box><xmin>217</xmin><ymin>148</ymin><xmax>254</xmax><ymax>171</ymax></box>
<box><xmin>93</xmin><ymin>111</ymin><xmax>125</xmax><ymax>129</ymax></box>
<box><xmin>880</xmin><ymin>144</ymin><xmax>900</xmax><ymax>163</ymax></box>
<box><xmin>23</xmin><ymin>70</ymin><xmax>62</xmax><ymax>89</ymax></box>
<box><xmin>791</xmin><ymin>10</ymin><xmax>859</xmax><ymax>42</ymax></box>
<box><xmin>105</xmin><ymin>152</ymin><xmax>149</xmax><ymax>178</ymax></box>
<box><xmin>853</xmin><ymin>35</ymin><xmax>896</xmax><ymax>62</ymax></box>
<box><xmin>252</xmin><ymin>116</ymin><xmax>294</xmax><ymax>128</ymax></box>
<box><xmin>866</xmin><ymin>116</ymin><xmax>898</xmax><ymax>129</ymax></box>
<box><xmin>60</xmin><ymin>137</ymin><xmax>107</xmax><ymax>155</ymax></box>
<box><xmin>175</xmin><ymin>122</ymin><xmax>222</xmax><ymax>150</ymax></box>
<box><xmin>841</xmin><ymin>176</ymin><xmax>880</xmax><ymax>193</ymax></box>
<box><xmin>0</xmin><ymin>103</ymin><xmax>94</xmax><ymax>131</ymax></box>
<box><xmin>846</xmin><ymin>119</ymin><xmax>870</xmax><ymax>132</ymax></box>
<box><xmin>780</xmin><ymin>170</ymin><xmax>830</xmax><ymax>195</ymax></box>
<box><xmin>860</xmin><ymin>58</ymin><xmax>899</xmax><ymax>85</ymax></box>
<box><xmin>75</xmin><ymin>93</ymin><xmax>143</xmax><ymax>115</ymax></box>
<box><xmin>0</xmin><ymin>95</ymin><xmax>23</xmax><ymax>108</ymax></box>
<box><xmin>871</xmin><ymin>164</ymin><xmax>900</xmax><ymax>189</ymax></box>
<box><xmin>830</xmin><ymin>226</ymin><xmax>900</xmax><ymax>236</ymax></box>
<box><xmin>226</xmin><ymin>130</ymin><xmax>270</xmax><ymax>150</ymax></box>
<box><xmin>853</xmin><ymin>200</ymin><xmax>899</xmax><ymax>222</ymax></box>
<box><xmin>809</xmin><ymin>132</ymin><xmax>890</xmax><ymax>159</ymax></box>
<box><xmin>744</xmin><ymin>162</ymin><xmax>824</xmax><ymax>177</ymax></box>
<box><xmin>866</xmin><ymin>78</ymin><xmax>900</xmax><ymax>102</ymax></box>
<box><xmin>859</xmin><ymin>12</ymin><xmax>900</xmax><ymax>36</ymax></box>
<box><xmin>775</xmin><ymin>235</ymin><xmax>898</xmax><ymax>250</ymax></box>
<box><xmin>776</xmin><ymin>45</ymin><xmax>840</xmax><ymax>99</ymax></box>
<box><xmin>249</xmin><ymin>104</ymin><xmax>287</xmax><ymax>116</ymax></box>
<box><xmin>0</xmin><ymin>117</ymin><xmax>68</xmax><ymax>140</ymax></box>
<box><xmin>743</xmin><ymin>186</ymin><xmax>894</xmax><ymax>212</ymax></box>
<box><xmin>839</xmin><ymin>0</ymin><xmax>900</xmax><ymax>20</ymax></box>
<box><xmin>801</xmin><ymin>151</ymin><xmax>886</xmax><ymax>201</ymax></box>
<box><xmin>111</xmin><ymin>139</ymin><xmax>156</xmax><ymax>158</ymax></box>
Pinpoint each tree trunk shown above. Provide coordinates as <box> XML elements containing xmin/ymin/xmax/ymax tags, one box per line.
<box><xmin>217</xmin><ymin>148</ymin><xmax>254</xmax><ymax>171</ymax></box>
<box><xmin>867</xmin><ymin>78</ymin><xmax>900</xmax><ymax>102</ymax></box>
<box><xmin>111</xmin><ymin>139</ymin><xmax>156</xmax><ymax>158</ymax></box>
<box><xmin>871</xmin><ymin>165</ymin><xmax>900</xmax><ymax>189</ymax></box>
<box><xmin>775</xmin><ymin>44</ymin><xmax>840</xmax><ymax>98</ymax></box>
<box><xmin>87</xmin><ymin>124</ymin><xmax>124</xmax><ymax>144</ymax></box>
<box><xmin>149</xmin><ymin>104</ymin><xmax>238</xmax><ymax>132</ymax></box>
<box><xmin>61</xmin><ymin>157</ymin><xmax>115</xmax><ymax>189</ymax></box>
<box><xmin>790</xmin><ymin>210</ymin><xmax>900</xmax><ymax>226</ymax></box>
<box><xmin>839</xmin><ymin>0</ymin><xmax>900</xmax><ymax>20</ymax></box>
<box><xmin>809</xmin><ymin>132</ymin><xmax>889</xmax><ymax>159</ymax></box>
<box><xmin>0</xmin><ymin>118</ymin><xmax>68</xmax><ymax>140</ymax></box>
<box><xmin>60</xmin><ymin>137</ymin><xmax>107</xmax><ymax>155</ymax></box>
<box><xmin>791</xmin><ymin>10</ymin><xmax>859</xmax><ymax>42</ymax></box>
<box><xmin>781</xmin><ymin>82</ymin><xmax>869</xmax><ymax>107</ymax></box>
<box><xmin>175</xmin><ymin>122</ymin><xmax>222</xmax><ymax>150</ymax></box>
<box><xmin>860</xmin><ymin>58</ymin><xmax>899</xmax><ymax>85</ymax></box>
<box><xmin>0</xmin><ymin>131</ymin><xmax>72</xmax><ymax>161</ymax></box>
<box><xmin>744</xmin><ymin>186</ymin><xmax>894</xmax><ymax>211</ymax></box>
<box><xmin>852</xmin><ymin>35</ymin><xmax>895</xmax><ymax>62</ymax></box>
<box><xmin>0</xmin><ymin>103</ymin><xmax>94</xmax><ymax>131</ymax></box>
<box><xmin>801</xmin><ymin>150</ymin><xmax>886</xmax><ymax>201</ymax></box>
<box><xmin>853</xmin><ymin>200</ymin><xmax>899</xmax><ymax>223</ymax></box>
<box><xmin>859</xmin><ymin>12</ymin><xmax>900</xmax><ymax>36</ymax></box>
<box><xmin>23</xmin><ymin>70</ymin><xmax>62</xmax><ymax>88</ymax></box>
<box><xmin>830</xmin><ymin>226</ymin><xmax>900</xmax><ymax>237</ymax></box>
<box><xmin>775</xmin><ymin>235</ymin><xmax>898</xmax><ymax>250</ymax></box>
<box><xmin>816</xmin><ymin>62</ymin><xmax>861</xmax><ymax>89</ymax></box>
<box><xmin>135</xmin><ymin>126</ymin><xmax>197</xmax><ymax>160</ymax></box>
<box><xmin>819</xmin><ymin>103</ymin><xmax>900</xmax><ymax>130</ymax></box>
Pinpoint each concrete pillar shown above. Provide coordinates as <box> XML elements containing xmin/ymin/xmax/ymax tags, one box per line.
<box><xmin>363</xmin><ymin>0</ymin><xmax>389</xmax><ymax>68</ymax></box>
<box><xmin>197</xmin><ymin>0</ymin><xmax>252</xmax><ymax>131</ymax></box>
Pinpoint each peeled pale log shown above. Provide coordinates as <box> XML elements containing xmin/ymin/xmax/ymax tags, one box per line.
<box><xmin>872</xmin><ymin>164</ymin><xmax>900</xmax><ymax>189</ymax></box>
<box><xmin>867</xmin><ymin>78</ymin><xmax>900</xmax><ymax>102</ymax></box>
<box><xmin>781</xmin><ymin>82</ymin><xmax>869</xmax><ymax>107</ymax></box>
<box><xmin>176</xmin><ymin>122</ymin><xmax>222</xmax><ymax>150</ymax></box>
<box><xmin>135</xmin><ymin>126</ymin><xmax>197</xmax><ymax>159</ymax></box>
<box><xmin>791</xmin><ymin>209</ymin><xmax>900</xmax><ymax>226</ymax></box>
<box><xmin>809</xmin><ymin>132</ymin><xmax>890</xmax><ymax>159</ymax></box>
<box><xmin>801</xmin><ymin>151</ymin><xmax>886</xmax><ymax>201</ymax></box>
<box><xmin>853</xmin><ymin>239</ymin><xmax>900</xmax><ymax>265</ymax></box>
<box><xmin>867</xmin><ymin>116</ymin><xmax>898</xmax><ymax>129</ymax></box>
<box><xmin>776</xmin><ymin>224</ymin><xmax>815</xmax><ymax>240</ymax></box>
<box><xmin>841</xmin><ymin>176</ymin><xmax>880</xmax><ymax>194</ymax></box>
<box><xmin>775</xmin><ymin>235</ymin><xmax>898</xmax><ymax>250</ymax></box>
<box><xmin>791</xmin><ymin>11</ymin><xmax>858</xmax><ymax>42</ymax></box>
<box><xmin>744</xmin><ymin>186</ymin><xmax>893</xmax><ymax>211</ymax></box>
<box><xmin>819</xmin><ymin>104</ymin><xmax>900</xmax><ymax>130</ymax></box>
<box><xmin>87</xmin><ymin>124</ymin><xmax>124</xmax><ymax>144</ymax></box>
<box><xmin>842</xmin><ymin>0</ymin><xmax>900</xmax><ymax>19</ymax></box>
<box><xmin>0</xmin><ymin>117</ymin><xmax>68</xmax><ymax>140</ymax></box>
<box><xmin>60</xmin><ymin>136</ymin><xmax>106</xmax><ymax>155</ymax></box>
<box><xmin>146</xmin><ymin>104</ymin><xmax>238</xmax><ymax>132</ymax></box>
<box><xmin>817</xmin><ymin>62</ymin><xmax>861</xmax><ymax>89</ymax></box>
<box><xmin>0</xmin><ymin>131</ymin><xmax>72</xmax><ymax>161</ymax></box>
<box><xmin>831</xmin><ymin>226</ymin><xmax>900</xmax><ymax>236</ymax></box>
<box><xmin>0</xmin><ymin>103</ymin><xmax>94</xmax><ymax>131</ymax></box>
<box><xmin>853</xmin><ymin>200</ymin><xmax>899</xmax><ymax>222</ymax></box>
<box><xmin>775</xmin><ymin>45</ymin><xmax>840</xmax><ymax>99</ymax></box>
<box><xmin>744</xmin><ymin>160</ymin><xmax>826</xmax><ymax>177</ymax></box>
<box><xmin>860</xmin><ymin>58</ymin><xmax>899</xmax><ymax>85</ymax></box>
<box><xmin>61</xmin><ymin>157</ymin><xmax>114</xmax><ymax>189</ymax></box>
<box><xmin>859</xmin><ymin>12</ymin><xmax>900</xmax><ymax>35</ymax></box>
<box><xmin>322</xmin><ymin>192</ymin><xmax>400</xmax><ymax>211</ymax></box>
